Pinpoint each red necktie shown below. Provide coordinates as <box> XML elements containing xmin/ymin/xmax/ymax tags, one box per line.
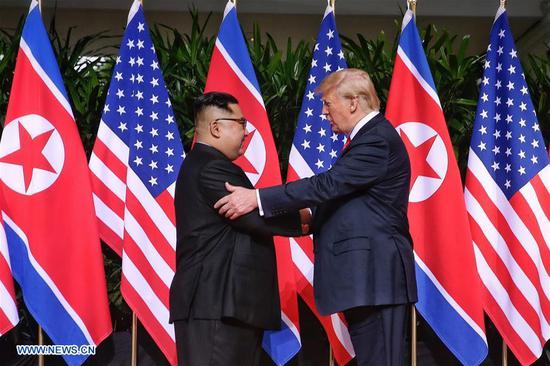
<box><xmin>342</xmin><ymin>137</ymin><xmax>350</xmax><ymax>151</ymax></box>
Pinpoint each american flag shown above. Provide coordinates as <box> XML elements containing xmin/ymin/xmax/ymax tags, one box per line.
<box><xmin>0</xmin><ymin>204</ymin><xmax>18</xmax><ymax>337</ymax></box>
<box><xmin>464</xmin><ymin>6</ymin><xmax>550</xmax><ymax>365</ymax></box>
<box><xmin>285</xmin><ymin>4</ymin><xmax>354</xmax><ymax>365</ymax></box>
<box><xmin>89</xmin><ymin>1</ymin><xmax>183</xmax><ymax>364</ymax></box>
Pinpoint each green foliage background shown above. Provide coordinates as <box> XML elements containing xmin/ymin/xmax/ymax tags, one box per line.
<box><xmin>0</xmin><ymin>8</ymin><xmax>548</xmax><ymax>341</ymax></box>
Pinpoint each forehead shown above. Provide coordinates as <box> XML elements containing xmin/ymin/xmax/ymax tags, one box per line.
<box><xmin>321</xmin><ymin>89</ymin><xmax>343</xmax><ymax>102</ymax></box>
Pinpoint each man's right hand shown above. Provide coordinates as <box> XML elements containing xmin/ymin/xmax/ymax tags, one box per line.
<box><xmin>214</xmin><ymin>182</ymin><xmax>258</xmax><ymax>220</ymax></box>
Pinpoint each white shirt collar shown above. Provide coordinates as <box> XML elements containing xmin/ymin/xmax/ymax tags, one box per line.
<box><xmin>349</xmin><ymin>111</ymin><xmax>379</xmax><ymax>140</ymax></box>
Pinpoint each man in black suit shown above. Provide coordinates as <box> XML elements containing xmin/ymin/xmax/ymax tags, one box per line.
<box><xmin>215</xmin><ymin>69</ymin><xmax>417</xmax><ymax>366</ymax></box>
<box><xmin>169</xmin><ymin>92</ymin><xmax>307</xmax><ymax>366</ymax></box>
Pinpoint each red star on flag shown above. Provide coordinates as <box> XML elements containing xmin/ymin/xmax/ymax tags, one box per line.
<box><xmin>400</xmin><ymin>131</ymin><xmax>440</xmax><ymax>189</ymax></box>
<box><xmin>0</xmin><ymin>122</ymin><xmax>56</xmax><ymax>191</ymax></box>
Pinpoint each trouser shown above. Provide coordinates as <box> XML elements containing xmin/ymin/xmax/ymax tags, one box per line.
<box><xmin>174</xmin><ymin>317</ymin><xmax>263</xmax><ymax>366</ymax></box>
<box><xmin>344</xmin><ymin>303</ymin><xmax>410</xmax><ymax>366</ymax></box>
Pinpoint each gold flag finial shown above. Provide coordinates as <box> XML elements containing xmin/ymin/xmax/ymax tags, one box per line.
<box><xmin>500</xmin><ymin>0</ymin><xmax>506</xmax><ymax>8</ymax></box>
<box><xmin>408</xmin><ymin>0</ymin><xmax>417</xmax><ymax>14</ymax></box>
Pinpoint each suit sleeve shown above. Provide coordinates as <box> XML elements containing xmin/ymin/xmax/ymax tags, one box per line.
<box><xmin>260</xmin><ymin>133</ymin><xmax>389</xmax><ymax>218</ymax></box>
<box><xmin>199</xmin><ymin>159</ymin><xmax>302</xmax><ymax>237</ymax></box>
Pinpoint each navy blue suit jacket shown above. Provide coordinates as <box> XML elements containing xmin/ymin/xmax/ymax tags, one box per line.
<box><xmin>260</xmin><ymin>113</ymin><xmax>417</xmax><ymax>315</ymax></box>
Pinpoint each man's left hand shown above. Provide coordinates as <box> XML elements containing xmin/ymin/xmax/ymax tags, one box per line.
<box><xmin>214</xmin><ymin>182</ymin><xmax>258</xmax><ymax>220</ymax></box>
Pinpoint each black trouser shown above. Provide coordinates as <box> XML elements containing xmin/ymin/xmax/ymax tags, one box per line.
<box><xmin>174</xmin><ymin>317</ymin><xmax>263</xmax><ymax>366</ymax></box>
<box><xmin>344</xmin><ymin>304</ymin><xmax>410</xmax><ymax>366</ymax></box>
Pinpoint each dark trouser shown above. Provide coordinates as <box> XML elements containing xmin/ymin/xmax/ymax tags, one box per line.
<box><xmin>343</xmin><ymin>304</ymin><xmax>410</xmax><ymax>366</ymax></box>
<box><xmin>174</xmin><ymin>317</ymin><xmax>263</xmax><ymax>366</ymax></box>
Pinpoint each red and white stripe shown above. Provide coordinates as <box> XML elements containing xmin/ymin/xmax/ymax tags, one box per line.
<box><xmin>465</xmin><ymin>150</ymin><xmax>550</xmax><ymax>364</ymax></box>
<box><xmin>288</xmin><ymin>146</ymin><xmax>355</xmax><ymax>365</ymax></box>
<box><xmin>90</xmin><ymin>121</ymin><xmax>176</xmax><ymax>365</ymax></box>
<box><xmin>0</xmin><ymin>215</ymin><xmax>18</xmax><ymax>336</ymax></box>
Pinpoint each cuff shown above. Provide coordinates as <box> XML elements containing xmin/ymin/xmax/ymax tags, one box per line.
<box><xmin>256</xmin><ymin>189</ymin><xmax>264</xmax><ymax>216</ymax></box>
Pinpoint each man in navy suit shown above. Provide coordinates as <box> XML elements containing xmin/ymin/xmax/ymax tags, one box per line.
<box><xmin>215</xmin><ymin>69</ymin><xmax>417</xmax><ymax>366</ymax></box>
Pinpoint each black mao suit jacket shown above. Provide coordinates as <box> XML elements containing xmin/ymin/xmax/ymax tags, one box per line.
<box><xmin>169</xmin><ymin>143</ymin><xmax>301</xmax><ymax>330</ymax></box>
<box><xmin>260</xmin><ymin>113</ymin><xmax>417</xmax><ymax>315</ymax></box>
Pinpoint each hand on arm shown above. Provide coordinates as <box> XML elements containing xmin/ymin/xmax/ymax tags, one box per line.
<box><xmin>299</xmin><ymin>208</ymin><xmax>312</xmax><ymax>235</ymax></box>
<box><xmin>214</xmin><ymin>182</ymin><xmax>258</xmax><ymax>220</ymax></box>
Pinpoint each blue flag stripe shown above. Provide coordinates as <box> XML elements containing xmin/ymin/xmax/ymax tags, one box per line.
<box><xmin>6</xmin><ymin>222</ymin><xmax>89</xmax><ymax>366</ymax></box>
<box><xmin>415</xmin><ymin>265</ymin><xmax>488</xmax><ymax>366</ymax></box>
<box><xmin>217</xmin><ymin>6</ymin><xmax>262</xmax><ymax>95</ymax></box>
<box><xmin>399</xmin><ymin>17</ymin><xmax>438</xmax><ymax>96</ymax></box>
<box><xmin>21</xmin><ymin>5</ymin><xmax>70</xmax><ymax>105</ymax></box>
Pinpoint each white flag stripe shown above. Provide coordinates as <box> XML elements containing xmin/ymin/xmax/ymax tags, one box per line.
<box><xmin>89</xmin><ymin>153</ymin><xmax>127</xmax><ymax>201</ymax></box>
<box><xmin>289</xmin><ymin>145</ymin><xmax>315</xmax><ymax>179</ymax></box>
<box><xmin>93</xmin><ymin>194</ymin><xmax>125</xmax><ymax>239</ymax></box>
<box><xmin>466</xmin><ymin>188</ymin><xmax>550</xmax><ymax>323</ymax></box>
<box><xmin>124</xmin><ymin>209</ymin><xmax>174</xmax><ymax>287</ymax></box>
<box><xmin>0</xmin><ymin>280</ymin><xmax>18</xmax><ymax>327</ymax></box>
<box><xmin>415</xmin><ymin>253</ymin><xmax>487</xmax><ymax>340</ymax></box>
<box><xmin>473</xmin><ymin>243</ymin><xmax>543</xmax><ymax>356</ymax></box>
<box><xmin>215</xmin><ymin>39</ymin><xmax>265</xmax><ymax>109</ymax></box>
<box><xmin>167</xmin><ymin>182</ymin><xmax>176</xmax><ymax>198</ymax></box>
<box><xmin>540</xmin><ymin>166</ymin><xmax>550</xmax><ymax>193</ymax></box>
<box><xmin>396</xmin><ymin>46</ymin><xmax>441</xmax><ymax>108</ymax></box>
<box><xmin>330</xmin><ymin>314</ymin><xmax>355</xmax><ymax>356</ymax></box>
<box><xmin>290</xmin><ymin>238</ymin><xmax>314</xmax><ymax>285</ymax></box>
<box><xmin>519</xmin><ymin>183</ymin><xmax>550</xmax><ymax>248</ymax></box>
<box><xmin>96</xmin><ymin>121</ymin><xmax>130</xmax><ymax>164</ymax></box>
<box><xmin>126</xmin><ymin>0</ymin><xmax>140</xmax><ymax>24</ymax></box>
<box><xmin>0</xmin><ymin>224</ymin><xmax>11</xmax><ymax>270</ymax></box>
<box><xmin>280</xmin><ymin>311</ymin><xmax>301</xmax><ymax>346</ymax></box>
<box><xmin>467</xmin><ymin>150</ymin><xmax>550</xmax><ymax>295</ymax></box>
<box><xmin>122</xmin><ymin>252</ymin><xmax>175</xmax><ymax>341</ymax></box>
<box><xmin>19</xmin><ymin>39</ymin><xmax>73</xmax><ymax>118</ymax></box>
<box><xmin>127</xmin><ymin>170</ymin><xmax>176</xmax><ymax>248</ymax></box>
<box><xmin>2</xmin><ymin>212</ymin><xmax>95</xmax><ymax>345</ymax></box>
<box><xmin>0</xmin><ymin>219</ymin><xmax>18</xmax><ymax>328</ymax></box>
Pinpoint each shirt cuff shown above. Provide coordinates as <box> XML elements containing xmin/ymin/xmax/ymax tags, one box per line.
<box><xmin>256</xmin><ymin>189</ymin><xmax>264</xmax><ymax>216</ymax></box>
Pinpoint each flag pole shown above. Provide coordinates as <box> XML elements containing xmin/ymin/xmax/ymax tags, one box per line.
<box><xmin>411</xmin><ymin>305</ymin><xmax>417</xmax><ymax>366</ymax></box>
<box><xmin>131</xmin><ymin>313</ymin><xmax>138</xmax><ymax>366</ymax></box>
<box><xmin>408</xmin><ymin>0</ymin><xmax>417</xmax><ymax>14</ymax></box>
<box><xmin>502</xmin><ymin>340</ymin><xmax>508</xmax><ymax>366</ymax></box>
<box><xmin>37</xmin><ymin>325</ymin><xmax>44</xmax><ymax>366</ymax></box>
<box><xmin>404</xmin><ymin>0</ymin><xmax>418</xmax><ymax>354</ymax></box>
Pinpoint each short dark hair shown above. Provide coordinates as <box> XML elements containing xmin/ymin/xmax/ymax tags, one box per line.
<box><xmin>193</xmin><ymin>92</ymin><xmax>239</xmax><ymax>122</ymax></box>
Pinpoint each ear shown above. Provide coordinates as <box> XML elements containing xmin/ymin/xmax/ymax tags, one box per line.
<box><xmin>210</xmin><ymin>121</ymin><xmax>221</xmax><ymax>138</ymax></box>
<box><xmin>349</xmin><ymin>96</ymin><xmax>358</xmax><ymax>113</ymax></box>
